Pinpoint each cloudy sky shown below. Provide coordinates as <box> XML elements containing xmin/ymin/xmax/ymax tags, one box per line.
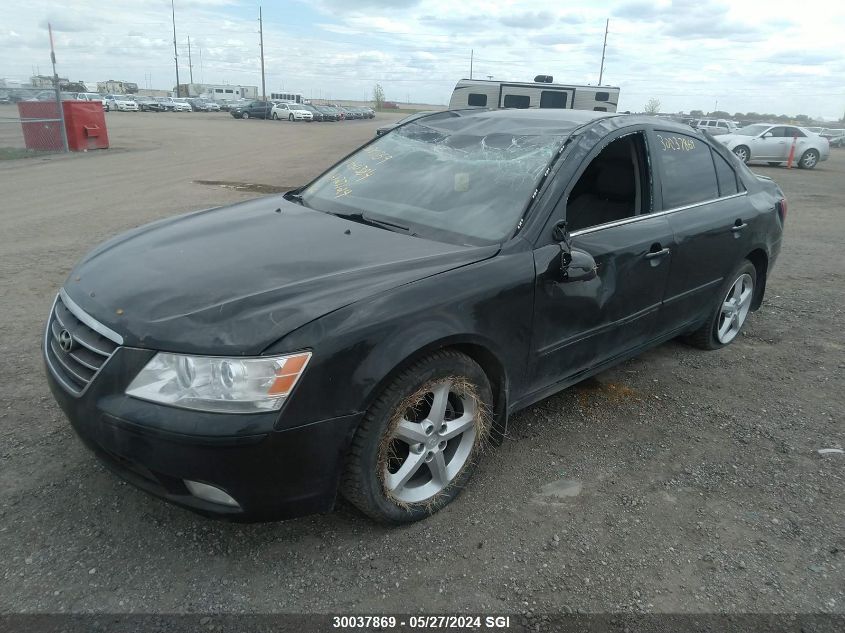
<box><xmin>2</xmin><ymin>0</ymin><xmax>844</xmax><ymax>118</ymax></box>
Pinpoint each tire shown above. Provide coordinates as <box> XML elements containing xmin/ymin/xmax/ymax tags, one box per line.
<box><xmin>272</xmin><ymin>112</ymin><xmax>278</xmax><ymax>120</ymax></box>
<box><xmin>733</xmin><ymin>145</ymin><xmax>750</xmax><ymax>163</ymax></box>
<box><xmin>341</xmin><ymin>350</ymin><xmax>493</xmax><ymax>524</ymax></box>
<box><xmin>798</xmin><ymin>149</ymin><xmax>819</xmax><ymax>169</ymax></box>
<box><xmin>289</xmin><ymin>114</ymin><xmax>294</xmax><ymax>122</ymax></box>
<box><xmin>242</xmin><ymin>112</ymin><xmax>250</xmax><ymax>119</ymax></box>
<box><xmin>684</xmin><ymin>260</ymin><xmax>756</xmax><ymax>350</ymax></box>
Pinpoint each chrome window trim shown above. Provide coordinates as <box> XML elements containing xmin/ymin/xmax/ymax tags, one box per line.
<box><xmin>58</xmin><ymin>288</ymin><xmax>124</xmax><ymax>345</ymax></box>
<box><xmin>569</xmin><ymin>191</ymin><xmax>748</xmax><ymax>238</ymax></box>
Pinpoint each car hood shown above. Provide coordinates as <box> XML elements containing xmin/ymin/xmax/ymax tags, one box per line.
<box><xmin>64</xmin><ymin>196</ymin><xmax>498</xmax><ymax>355</ymax></box>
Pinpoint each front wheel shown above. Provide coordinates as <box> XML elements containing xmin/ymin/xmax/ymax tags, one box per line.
<box><xmin>684</xmin><ymin>261</ymin><xmax>756</xmax><ymax>350</ymax></box>
<box><xmin>242</xmin><ymin>111</ymin><xmax>250</xmax><ymax>119</ymax></box>
<box><xmin>272</xmin><ymin>112</ymin><xmax>278</xmax><ymax>120</ymax></box>
<box><xmin>341</xmin><ymin>350</ymin><xmax>493</xmax><ymax>524</ymax></box>
<box><xmin>733</xmin><ymin>145</ymin><xmax>750</xmax><ymax>163</ymax></box>
<box><xmin>289</xmin><ymin>114</ymin><xmax>294</xmax><ymax>122</ymax></box>
<box><xmin>798</xmin><ymin>149</ymin><xmax>819</xmax><ymax>169</ymax></box>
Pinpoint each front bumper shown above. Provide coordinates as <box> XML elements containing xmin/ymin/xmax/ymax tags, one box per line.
<box><xmin>44</xmin><ymin>344</ymin><xmax>362</xmax><ymax>521</ymax></box>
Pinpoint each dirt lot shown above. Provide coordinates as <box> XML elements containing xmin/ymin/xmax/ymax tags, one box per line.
<box><xmin>0</xmin><ymin>112</ymin><xmax>842</xmax><ymax>617</ymax></box>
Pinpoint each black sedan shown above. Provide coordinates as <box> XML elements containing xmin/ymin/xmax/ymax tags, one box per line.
<box><xmin>44</xmin><ymin>110</ymin><xmax>784</xmax><ymax>524</ymax></box>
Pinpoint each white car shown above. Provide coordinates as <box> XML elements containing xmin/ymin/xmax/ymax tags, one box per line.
<box><xmin>693</xmin><ymin>118</ymin><xmax>737</xmax><ymax>136</ymax></box>
<box><xmin>158</xmin><ymin>97</ymin><xmax>192</xmax><ymax>112</ymax></box>
<box><xmin>716</xmin><ymin>123</ymin><xmax>830</xmax><ymax>169</ymax></box>
<box><xmin>105</xmin><ymin>95</ymin><xmax>139</xmax><ymax>112</ymax></box>
<box><xmin>271</xmin><ymin>102</ymin><xmax>313</xmax><ymax>121</ymax></box>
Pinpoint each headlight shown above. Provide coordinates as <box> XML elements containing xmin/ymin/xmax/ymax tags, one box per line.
<box><xmin>125</xmin><ymin>351</ymin><xmax>311</xmax><ymax>413</ymax></box>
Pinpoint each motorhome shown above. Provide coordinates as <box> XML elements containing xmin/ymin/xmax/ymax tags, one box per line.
<box><xmin>449</xmin><ymin>76</ymin><xmax>620</xmax><ymax>113</ymax></box>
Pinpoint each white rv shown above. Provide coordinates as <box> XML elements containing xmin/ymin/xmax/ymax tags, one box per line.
<box><xmin>449</xmin><ymin>77</ymin><xmax>620</xmax><ymax>113</ymax></box>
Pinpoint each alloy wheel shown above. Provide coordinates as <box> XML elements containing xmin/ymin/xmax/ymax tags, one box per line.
<box><xmin>733</xmin><ymin>147</ymin><xmax>749</xmax><ymax>163</ymax></box>
<box><xmin>802</xmin><ymin>151</ymin><xmax>818</xmax><ymax>168</ymax></box>
<box><xmin>382</xmin><ymin>379</ymin><xmax>477</xmax><ymax>504</ymax></box>
<box><xmin>716</xmin><ymin>273</ymin><xmax>753</xmax><ymax>344</ymax></box>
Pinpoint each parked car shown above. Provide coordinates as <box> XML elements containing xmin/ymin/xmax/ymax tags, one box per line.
<box><xmin>155</xmin><ymin>97</ymin><xmax>191</xmax><ymax>112</ymax></box>
<box><xmin>716</xmin><ymin>123</ymin><xmax>830</xmax><ymax>168</ymax></box>
<box><xmin>297</xmin><ymin>103</ymin><xmax>324</xmax><ymax>122</ymax></box>
<box><xmin>320</xmin><ymin>105</ymin><xmax>344</xmax><ymax>121</ymax></box>
<box><xmin>230</xmin><ymin>100</ymin><xmax>272</xmax><ymax>119</ymax></box>
<box><xmin>376</xmin><ymin>110</ymin><xmax>438</xmax><ymax>136</ymax></box>
<box><xmin>693</xmin><ymin>119</ymin><xmax>737</xmax><ymax>136</ymax></box>
<box><xmin>44</xmin><ymin>109</ymin><xmax>785</xmax><ymax>524</ymax></box>
<box><xmin>271</xmin><ymin>102</ymin><xmax>313</xmax><ymax>121</ymax></box>
<box><xmin>133</xmin><ymin>96</ymin><xmax>165</xmax><ymax>112</ymax></box>
<box><xmin>819</xmin><ymin>129</ymin><xmax>845</xmax><ymax>148</ymax></box>
<box><xmin>104</xmin><ymin>95</ymin><xmax>139</xmax><ymax>112</ymax></box>
<box><xmin>312</xmin><ymin>105</ymin><xmax>339</xmax><ymax>121</ymax></box>
<box><xmin>221</xmin><ymin>99</ymin><xmax>249</xmax><ymax>112</ymax></box>
<box><xmin>76</xmin><ymin>93</ymin><xmax>106</xmax><ymax>110</ymax></box>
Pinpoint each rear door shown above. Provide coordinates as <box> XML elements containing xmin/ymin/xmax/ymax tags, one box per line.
<box><xmin>650</xmin><ymin>129</ymin><xmax>756</xmax><ymax>332</ymax></box>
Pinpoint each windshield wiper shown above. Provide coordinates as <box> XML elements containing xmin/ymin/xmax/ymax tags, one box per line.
<box><xmin>333</xmin><ymin>211</ymin><xmax>411</xmax><ymax>233</ymax></box>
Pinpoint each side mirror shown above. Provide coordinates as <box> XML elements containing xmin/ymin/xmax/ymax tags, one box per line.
<box><xmin>561</xmin><ymin>247</ymin><xmax>597</xmax><ymax>283</ymax></box>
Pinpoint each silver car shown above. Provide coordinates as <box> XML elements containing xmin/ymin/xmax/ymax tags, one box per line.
<box><xmin>716</xmin><ymin>123</ymin><xmax>830</xmax><ymax>169</ymax></box>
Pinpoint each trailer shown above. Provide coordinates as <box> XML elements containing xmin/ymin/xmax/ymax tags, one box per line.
<box><xmin>449</xmin><ymin>77</ymin><xmax>620</xmax><ymax>113</ymax></box>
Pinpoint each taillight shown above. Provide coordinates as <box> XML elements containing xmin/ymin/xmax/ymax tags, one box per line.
<box><xmin>777</xmin><ymin>198</ymin><xmax>787</xmax><ymax>223</ymax></box>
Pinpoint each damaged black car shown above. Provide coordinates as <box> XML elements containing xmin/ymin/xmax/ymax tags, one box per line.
<box><xmin>44</xmin><ymin>109</ymin><xmax>785</xmax><ymax>523</ymax></box>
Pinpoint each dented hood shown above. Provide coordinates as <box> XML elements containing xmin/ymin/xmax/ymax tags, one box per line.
<box><xmin>64</xmin><ymin>196</ymin><xmax>497</xmax><ymax>355</ymax></box>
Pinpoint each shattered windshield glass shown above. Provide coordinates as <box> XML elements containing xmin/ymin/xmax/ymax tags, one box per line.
<box><xmin>301</xmin><ymin>121</ymin><xmax>564</xmax><ymax>244</ymax></box>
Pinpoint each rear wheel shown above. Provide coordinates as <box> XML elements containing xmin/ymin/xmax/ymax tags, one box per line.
<box><xmin>798</xmin><ymin>149</ymin><xmax>819</xmax><ymax>169</ymax></box>
<box><xmin>685</xmin><ymin>261</ymin><xmax>756</xmax><ymax>350</ymax></box>
<box><xmin>341</xmin><ymin>351</ymin><xmax>492</xmax><ymax>524</ymax></box>
<box><xmin>733</xmin><ymin>145</ymin><xmax>750</xmax><ymax>163</ymax></box>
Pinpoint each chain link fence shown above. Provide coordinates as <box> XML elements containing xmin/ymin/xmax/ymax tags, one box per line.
<box><xmin>0</xmin><ymin>86</ymin><xmax>68</xmax><ymax>159</ymax></box>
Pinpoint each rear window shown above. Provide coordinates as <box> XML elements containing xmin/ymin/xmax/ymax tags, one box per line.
<box><xmin>654</xmin><ymin>132</ymin><xmax>719</xmax><ymax>208</ymax></box>
<box><xmin>712</xmin><ymin>150</ymin><xmax>739</xmax><ymax>196</ymax></box>
<box><xmin>502</xmin><ymin>94</ymin><xmax>530</xmax><ymax>109</ymax></box>
<box><xmin>467</xmin><ymin>93</ymin><xmax>487</xmax><ymax>107</ymax></box>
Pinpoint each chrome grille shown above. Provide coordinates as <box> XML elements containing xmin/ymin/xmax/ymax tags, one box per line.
<box><xmin>44</xmin><ymin>291</ymin><xmax>122</xmax><ymax>394</ymax></box>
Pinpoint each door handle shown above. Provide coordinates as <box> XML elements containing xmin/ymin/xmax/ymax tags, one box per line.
<box><xmin>644</xmin><ymin>247</ymin><xmax>670</xmax><ymax>259</ymax></box>
<box><xmin>731</xmin><ymin>221</ymin><xmax>748</xmax><ymax>232</ymax></box>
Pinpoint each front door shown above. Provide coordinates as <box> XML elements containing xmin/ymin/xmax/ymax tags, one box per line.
<box><xmin>753</xmin><ymin>126</ymin><xmax>790</xmax><ymax>160</ymax></box>
<box><xmin>529</xmin><ymin>130</ymin><xmax>674</xmax><ymax>395</ymax></box>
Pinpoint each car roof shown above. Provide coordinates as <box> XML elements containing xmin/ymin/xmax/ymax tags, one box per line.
<box><xmin>410</xmin><ymin>108</ymin><xmax>629</xmax><ymax>137</ymax></box>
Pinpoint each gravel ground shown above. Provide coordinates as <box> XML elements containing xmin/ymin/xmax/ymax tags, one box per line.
<box><xmin>0</xmin><ymin>112</ymin><xmax>842</xmax><ymax>616</ymax></box>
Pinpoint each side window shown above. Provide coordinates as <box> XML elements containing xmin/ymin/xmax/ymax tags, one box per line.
<box><xmin>712</xmin><ymin>150</ymin><xmax>739</xmax><ymax>196</ymax></box>
<box><xmin>653</xmin><ymin>131</ymin><xmax>719</xmax><ymax>208</ymax></box>
<box><xmin>539</xmin><ymin>90</ymin><xmax>567</xmax><ymax>108</ymax></box>
<box><xmin>717</xmin><ymin>121</ymin><xmax>728</xmax><ymax>129</ymax></box>
<box><xmin>787</xmin><ymin>127</ymin><xmax>806</xmax><ymax>138</ymax></box>
<box><xmin>565</xmin><ymin>133</ymin><xmax>648</xmax><ymax>233</ymax></box>
<box><xmin>595</xmin><ymin>92</ymin><xmax>610</xmax><ymax>102</ymax></box>
<box><xmin>502</xmin><ymin>94</ymin><xmax>530</xmax><ymax>109</ymax></box>
<box><xmin>467</xmin><ymin>93</ymin><xmax>487</xmax><ymax>106</ymax></box>
<box><xmin>768</xmin><ymin>127</ymin><xmax>786</xmax><ymax>137</ymax></box>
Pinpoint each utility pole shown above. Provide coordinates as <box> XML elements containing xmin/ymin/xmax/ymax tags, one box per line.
<box><xmin>199</xmin><ymin>46</ymin><xmax>203</xmax><ymax>83</ymax></box>
<box><xmin>187</xmin><ymin>36</ymin><xmax>193</xmax><ymax>84</ymax></box>
<box><xmin>470</xmin><ymin>49</ymin><xmax>473</xmax><ymax>79</ymax></box>
<box><xmin>47</xmin><ymin>23</ymin><xmax>69</xmax><ymax>152</ymax></box>
<box><xmin>259</xmin><ymin>6</ymin><xmax>266</xmax><ymax>103</ymax></box>
<box><xmin>171</xmin><ymin>0</ymin><xmax>180</xmax><ymax>96</ymax></box>
<box><xmin>598</xmin><ymin>19</ymin><xmax>609</xmax><ymax>85</ymax></box>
